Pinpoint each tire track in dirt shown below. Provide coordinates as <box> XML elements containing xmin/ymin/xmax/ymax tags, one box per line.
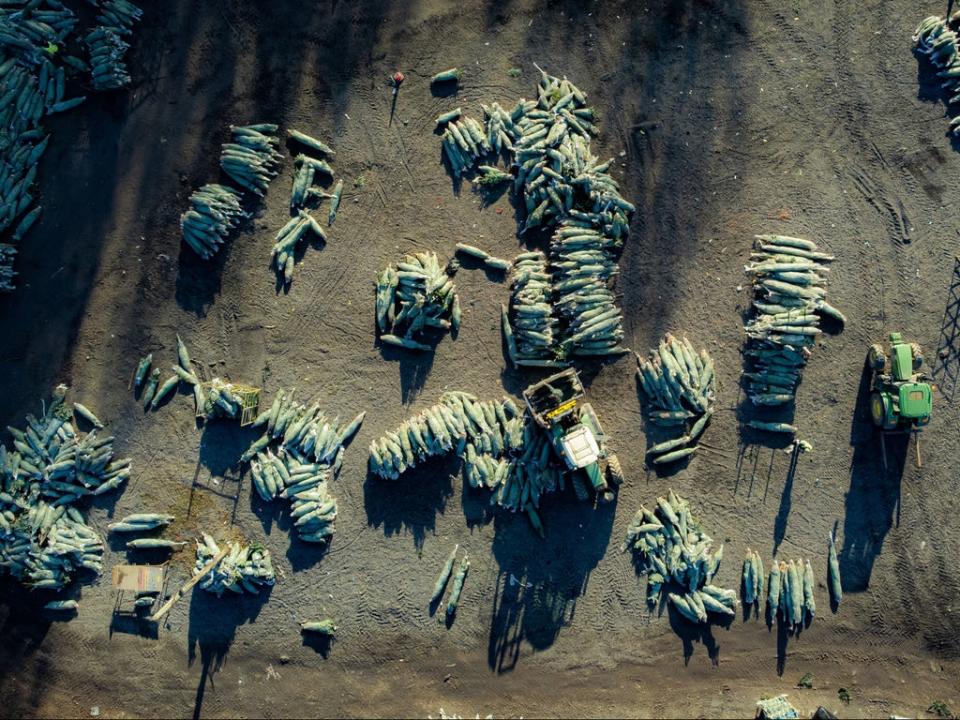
<box><xmin>849</xmin><ymin>166</ymin><xmax>912</xmax><ymax>246</ymax></box>
<box><xmin>824</xmin><ymin>3</ymin><xmax>925</xmax><ymax>320</ymax></box>
<box><xmin>825</xmin><ymin>0</ymin><xmax>960</xmax><ymax>653</ymax></box>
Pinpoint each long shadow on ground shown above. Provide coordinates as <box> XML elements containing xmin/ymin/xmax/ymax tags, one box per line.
<box><xmin>187</xmin><ymin>587</ymin><xmax>271</xmax><ymax>720</ymax></box>
<box><xmin>487</xmin><ymin>488</ymin><xmax>615</xmax><ymax>673</ymax></box>
<box><xmin>363</xmin><ymin>454</ymin><xmax>459</xmax><ymax>550</ymax></box>
<box><xmin>839</xmin><ymin>359</ymin><xmax>907</xmax><ymax>592</ymax></box>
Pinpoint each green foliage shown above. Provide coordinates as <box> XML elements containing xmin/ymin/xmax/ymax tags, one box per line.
<box><xmin>474</xmin><ymin>168</ymin><xmax>511</xmax><ymax>188</ymax></box>
<box><xmin>353</xmin><ymin>175</ymin><xmax>365</xmax><ymax>189</ymax></box>
<box><xmin>838</xmin><ymin>688</ymin><xmax>851</xmax><ymax>704</ymax></box>
<box><xmin>927</xmin><ymin>701</ymin><xmax>952</xmax><ymax>718</ymax></box>
<box><xmin>506</xmin><ymin>68</ymin><xmax>522</xmax><ymax>77</ymax></box>
<box><xmin>796</xmin><ymin>673</ymin><xmax>813</xmax><ymax>689</ymax></box>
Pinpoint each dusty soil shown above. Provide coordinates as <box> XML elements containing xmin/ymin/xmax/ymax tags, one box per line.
<box><xmin>1</xmin><ymin>0</ymin><xmax>959</xmax><ymax>717</ymax></box>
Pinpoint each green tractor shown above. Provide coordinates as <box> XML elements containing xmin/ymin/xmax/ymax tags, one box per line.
<box><xmin>867</xmin><ymin>333</ymin><xmax>933</xmax><ymax>466</ymax></box>
<box><xmin>522</xmin><ymin>368</ymin><xmax>622</xmax><ymax>503</ymax></box>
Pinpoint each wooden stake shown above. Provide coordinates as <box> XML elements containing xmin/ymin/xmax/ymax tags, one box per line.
<box><xmin>915</xmin><ymin>433</ymin><xmax>922</xmax><ymax>468</ymax></box>
<box><xmin>148</xmin><ymin>547</ymin><xmax>228</xmax><ymax>622</ymax></box>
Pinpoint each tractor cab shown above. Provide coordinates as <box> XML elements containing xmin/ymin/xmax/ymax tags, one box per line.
<box><xmin>889</xmin><ymin>333</ymin><xmax>916</xmax><ymax>382</ymax></box>
<box><xmin>557</xmin><ymin>423</ymin><xmax>600</xmax><ymax>469</ymax></box>
<box><xmin>523</xmin><ymin>368</ymin><xmax>616</xmax><ymax>501</ymax></box>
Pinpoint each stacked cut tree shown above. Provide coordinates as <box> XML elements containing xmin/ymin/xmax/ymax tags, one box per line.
<box><xmin>742</xmin><ymin>234</ymin><xmax>844</xmax><ymax>436</ymax></box>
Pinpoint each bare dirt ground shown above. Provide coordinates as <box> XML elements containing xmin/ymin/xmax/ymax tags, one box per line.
<box><xmin>1</xmin><ymin>0</ymin><xmax>959</xmax><ymax>717</ymax></box>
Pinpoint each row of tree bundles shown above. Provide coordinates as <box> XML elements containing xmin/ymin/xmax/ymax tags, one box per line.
<box><xmin>133</xmin><ymin>336</ymin><xmax>261</xmax><ymax>424</ymax></box>
<box><xmin>239</xmin><ymin>388</ymin><xmax>364</xmax><ymax>543</ymax></box>
<box><xmin>194</xmin><ymin>533</ymin><xmax>275</xmax><ymax>596</ymax></box>
<box><xmin>502</xmin><ymin>250</ymin><xmax>558</xmax><ymax>366</ymax></box>
<box><xmin>450</xmin><ymin>68</ymin><xmax>634</xmax><ymax>364</ymax></box>
<box><xmin>84</xmin><ymin>0</ymin><xmax>142</xmax><ymax>91</ymax></box>
<box><xmin>0</xmin><ymin>1</ymin><xmax>93</xmax><ymax>292</ymax></box>
<box><xmin>375</xmin><ymin>251</ymin><xmax>461</xmax><ymax>351</ymax></box>
<box><xmin>742</xmin><ymin>234</ymin><xmax>845</xmax><ymax>435</ymax></box>
<box><xmin>367</xmin><ymin>392</ymin><xmax>519</xmax><ymax>480</ymax></box>
<box><xmin>914</xmin><ymin>14</ymin><xmax>960</xmax><ymax>136</ymax></box>
<box><xmin>504</xmin><ymin>233</ymin><xmax>628</xmax><ymax>365</ymax></box>
<box><xmin>429</xmin><ymin>544</ymin><xmax>470</xmax><ymax>622</ymax></box>
<box><xmin>635</xmin><ymin>333</ymin><xmax>716</xmax><ymax>465</ymax></box>
<box><xmin>747</xmin><ymin>551</ymin><xmax>816</xmax><ymax>633</ymax></box>
<box><xmin>0</xmin><ymin>385</ymin><xmax>130</xmax><ymax>598</ymax></box>
<box><xmin>621</xmin><ymin>490</ymin><xmax>737</xmax><ymax>624</ymax></box>
<box><xmin>180</xmin><ymin>123</ymin><xmax>282</xmax><ymax>259</ymax></box>
<box><xmin>368</xmin><ymin>391</ymin><xmax>611</xmax><ymax>534</ymax></box>
<box><xmin>546</xmin><ymin>217</ymin><xmax>627</xmax><ymax>359</ymax></box>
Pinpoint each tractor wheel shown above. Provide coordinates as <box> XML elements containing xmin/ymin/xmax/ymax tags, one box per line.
<box><xmin>870</xmin><ymin>391</ymin><xmax>898</xmax><ymax>430</ymax></box>
<box><xmin>910</xmin><ymin>343</ymin><xmax>924</xmax><ymax>371</ymax></box>
<box><xmin>868</xmin><ymin>344</ymin><xmax>887</xmax><ymax>371</ymax></box>
<box><xmin>605</xmin><ymin>454</ymin><xmax>625</xmax><ymax>487</ymax></box>
<box><xmin>570</xmin><ymin>473</ymin><xmax>590</xmax><ymax>503</ymax></box>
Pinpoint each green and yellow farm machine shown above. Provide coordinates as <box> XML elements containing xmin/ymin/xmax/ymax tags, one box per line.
<box><xmin>867</xmin><ymin>333</ymin><xmax>933</xmax><ymax>467</ymax></box>
<box><xmin>523</xmin><ymin>368</ymin><xmax>622</xmax><ymax>503</ymax></box>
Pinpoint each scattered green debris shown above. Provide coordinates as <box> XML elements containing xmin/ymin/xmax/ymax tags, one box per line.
<box><xmin>431</xmin><ymin>68</ymin><xmax>462</xmax><ymax>85</ymax></box>
<box><xmin>300</xmin><ymin>619</ymin><xmax>337</xmax><ymax>636</ymax></box>
<box><xmin>927</xmin><ymin>701</ymin><xmax>952</xmax><ymax>718</ymax></box>
<box><xmin>473</xmin><ymin>165</ymin><xmax>512</xmax><ymax>189</ymax></box>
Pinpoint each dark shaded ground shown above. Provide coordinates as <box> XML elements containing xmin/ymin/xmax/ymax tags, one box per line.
<box><xmin>0</xmin><ymin>0</ymin><xmax>959</xmax><ymax>718</ymax></box>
